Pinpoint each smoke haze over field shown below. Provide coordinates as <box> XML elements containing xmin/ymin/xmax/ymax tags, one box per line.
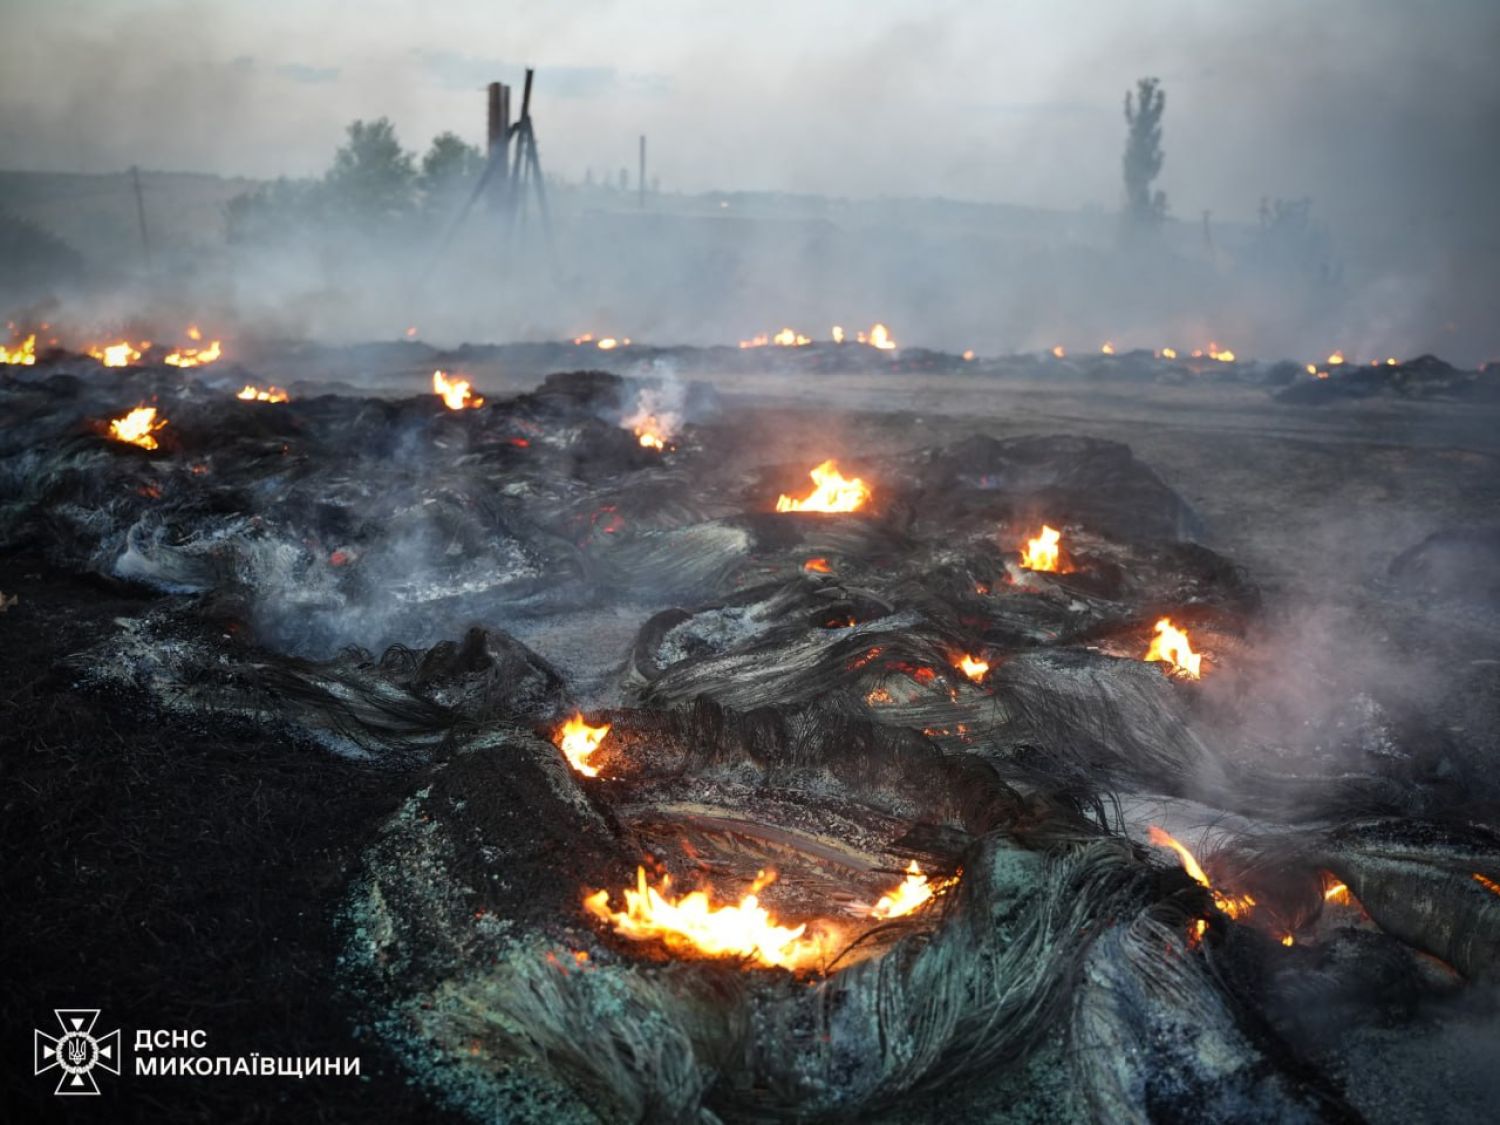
<box><xmin>1</xmin><ymin>0</ymin><xmax>1497</xmax><ymax>361</ymax></box>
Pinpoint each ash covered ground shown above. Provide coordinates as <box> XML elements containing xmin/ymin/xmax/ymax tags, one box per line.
<box><xmin>4</xmin><ymin>340</ymin><xmax>1500</xmax><ymax>1123</ymax></box>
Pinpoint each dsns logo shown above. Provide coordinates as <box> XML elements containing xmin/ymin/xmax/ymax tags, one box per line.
<box><xmin>34</xmin><ymin>1009</ymin><xmax>121</xmax><ymax>1095</ymax></box>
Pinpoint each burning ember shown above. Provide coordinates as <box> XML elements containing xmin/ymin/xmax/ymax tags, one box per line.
<box><xmin>236</xmin><ymin>384</ymin><xmax>289</xmax><ymax>403</ymax></box>
<box><xmin>1474</xmin><ymin>873</ymin><xmax>1500</xmax><ymax>897</ymax></box>
<box><xmin>1018</xmin><ymin>524</ymin><xmax>1064</xmax><ymax>572</ymax></box>
<box><xmin>1</xmin><ymin>333</ymin><xmax>36</xmax><ymax>365</ymax></box>
<box><xmin>583</xmin><ymin>866</ymin><xmax>826</xmax><ymax>971</ymax></box>
<box><xmin>89</xmin><ymin>341</ymin><xmax>148</xmax><ymax>367</ymax></box>
<box><xmin>164</xmin><ymin>327</ymin><xmax>223</xmax><ymax>368</ymax></box>
<box><xmin>776</xmin><ymin>460</ymin><xmax>871</xmax><ymax>514</ymax></box>
<box><xmin>803</xmin><ymin>557</ymin><xmax>832</xmax><ymax>574</ymax></box>
<box><xmin>554</xmin><ymin>714</ymin><xmax>610</xmax><ymax>777</ymax></box>
<box><xmin>867</xmin><ymin>861</ymin><xmax>945</xmax><ymax>919</ymax></box>
<box><xmin>1147</xmin><ymin>826</ymin><xmax>1255</xmax><ymax>919</ymax></box>
<box><xmin>956</xmin><ymin>654</ymin><xmax>989</xmax><ymax>682</ymax></box>
<box><xmin>432</xmin><ymin>370</ymin><xmax>483</xmax><ymax>410</ymax></box>
<box><xmin>1324</xmin><ymin>879</ymin><xmax>1351</xmax><ymax>905</ymax></box>
<box><xmin>1145</xmin><ymin>617</ymin><xmax>1203</xmax><ymax>679</ymax></box>
<box><xmin>107</xmin><ymin>405</ymin><xmax>167</xmax><ymax>450</ymax></box>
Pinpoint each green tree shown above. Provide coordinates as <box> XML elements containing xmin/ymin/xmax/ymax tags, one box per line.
<box><xmin>419</xmin><ymin>132</ymin><xmax>485</xmax><ymax>210</ymax></box>
<box><xmin>1122</xmin><ymin>77</ymin><xmax>1167</xmax><ymax>231</ymax></box>
<box><xmin>324</xmin><ymin>118</ymin><xmax>417</xmax><ymax>222</ymax></box>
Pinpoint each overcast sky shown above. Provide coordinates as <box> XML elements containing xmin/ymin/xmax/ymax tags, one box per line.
<box><xmin>2</xmin><ymin>0</ymin><xmax>1496</xmax><ymax>233</ymax></box>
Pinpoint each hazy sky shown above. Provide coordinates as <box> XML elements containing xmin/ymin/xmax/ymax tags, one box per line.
<box><xmin>2</xmin><ymin>0</ymin><xmax>1496</xmax><ymax>231</ymax></box>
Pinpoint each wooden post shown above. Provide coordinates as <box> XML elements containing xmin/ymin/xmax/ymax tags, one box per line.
<box><xmin>130</xmin><ymin>165</ymin><xmax>152</xmax><ymax>271</ymax></box>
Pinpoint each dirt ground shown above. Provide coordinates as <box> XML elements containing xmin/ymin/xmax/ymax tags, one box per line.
<box><xmin>4</xmin><ymin>361</ymin><xmax>1497</xmax><ymax>1121</ymax></box>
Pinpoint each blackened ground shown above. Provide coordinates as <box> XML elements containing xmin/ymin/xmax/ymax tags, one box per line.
<box><xmin>0</xmin><ymin>552</ymin><xmax>444</xmax><ymax>1124</ymax></box>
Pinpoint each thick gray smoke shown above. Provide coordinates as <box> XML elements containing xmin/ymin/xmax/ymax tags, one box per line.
<box><xmin>0</xmin><ymin>0</ymin><xmax>1496</xmax><ymax>363</ymax></box>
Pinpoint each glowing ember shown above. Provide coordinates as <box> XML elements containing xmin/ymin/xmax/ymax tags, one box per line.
<box><xmin>1474</xmin><ymin>873</ymin><xmax>1500</xmax><ymax>896</ymax></box>
<box><xmin>803</xmin><ymin>557</ymin><xmax>832</xmax><ymax>573</ymax></box>
<box><xmin>1147</xmin><ymin>826</ymin><xmax>1255</xmax><ymax>919</ymax></box>
<box><xmin>867</xmin><ymin>323</ymin><xmax>896</xmax><ymax>350</ymax></box>
<box><xmin>1280</xmin><ymin>934</ymin><xmax>1295</xmax><ymax>947</ymax></box>
<box><xmin>1</xmin><ymin>333</ymin><xmax>37</xmax><ymax>365</ymax></box>
<box><xmin>583</xmin><ymin>866</ymin><xmax>826</xmax><ymax>971</ymax></box>
<box><xmin>432</xmin><ymin>369</ymin><xmax>483</xmax><ymax>410</ymax></box>
<box><xmin>1019</xmin><ymin>524</ymin><xmax>1063</xmax><ymax>572</ymax></box>
<box><xmin>776</xmin><ymin>460</ymin><xmax>871</xmax><ymax>514</ymax></box>
<box><xmin>108</xmin><ymin>405</ymin><xmax>167</xmax><ymax>450</ymax></box>
<box><xmin>1145</xmin><ymin>617</ymin><xmax>1203</xmax><ymax>679</ymax></box>
<box><xmin>957</xmin><ymin>654</ymin><xmax>989</xmax><ymax>682</ymax></box>
<box><xmin>1324</xmin><ymin>879</ymin><xmax>1351</xmax><ymax>905</ymax></box>
<box><xmin>164</xmin><ymin>334</ymin><xmax>223</xmax><ymax>368</ymax></box>
<box><xmin>89</xmin><ymin>341</ymin><xmax>148</xmax><ymax>367</ymax></box>
<box><xmin>236</xmin><ymin>384</ymin><xmax>289</xmax><ymax>403</ymax></box>
<box><xmin>1051</xmin><ymin>345</ymin><xmax>1066</xmax><ymax>358</ymax></box>
<box><xmin>868</xmin><ymin>860</ymin><xmax>941</xmax><ymax>919</ymax></box>
<box><xmin>553</xmin><ymin>713</ymin><xmax>610</xmax><ymax>777</ymax></box>
<box><xmin>1101</xmin><ymin>341</ymin><xmax>1116</xmax><ymax>355</ymax></box>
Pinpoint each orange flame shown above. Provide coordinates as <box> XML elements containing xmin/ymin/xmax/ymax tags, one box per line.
<box><xmin>1475</xmin><ymin>873</ymin><xmax>1500</xmax><ymax>897</ymax></box>
<box><xmin>554</xmin><ymin>713</ymin><xmax>610</xmax><ymax>778</ymax></box>
<box><xmin>1</xmin><ymin>333</ymin><xmax>37</xmax><ymax>365</ymax></box>
<box><xmin>1051</xmin><ymin>345</ymin><xmax>1066</xmax><ymax>358</ymax></box>
<box><xmin>1019</xmin><ymin>524</ymin><xmax>1063</xmax><ymax>572</ymax></box>
<box><xmin>1145</xmin><ymin>617</ymin><xmax>1202</xmax><ymax>679</ymax></box>
<box><xmin>108</xmin><ymin>405</ymin><xmax>167</xmax><ymax>450</ymax></box>
<box><xmin>867</xmin><ymin>323</ymin><xmax>896</xmax><ymax>350</ymax></box>
<box><xmin>1323</xmin><ymin>879</ymin><xmax>1351</xmax><ymax>905</ymax></box>
<box><xmin>236</xmin><ymin>384</ymin><xmax>289</xmax><ymax>403</ymax></box>
<box><xmin>583</xmin><ymin>866</ymin><xmax>826</xmax><ymax>971</ymax></box>
<box><xmin>89</xmin><ymin>340</ymin><xmax>148</xmax><ymax>367</ymax></box>
<box><xmin>867</xmin><ymin>860</ymin><xmax>945</xmax><ymax>919</ymax></box>
<box><xmin>164</xmin><ymin>337</ymin><xmax>222</xmax><ymax>368</ymax></box>
<box><xmin>957</xmin><ymin>654</ymin><xmax>989</xmax><ymax>682</ymax></box>
<box><xmin>1147</xmin><ymin>826</ymin><xmax>1255</xmax><ymax>919</ymax></box>
<box><xmin>772</xmin><ymin>327</ymin><xmax>812</xmax><ymax>347</ymax></box>
<box><xmin>1207</xmin><ymin>342</ymin><xmax>1236</xmax><ymax>363</ymax></box>
<box><xmin>432</xmin><ymin>369</ymin><xmax>483</xmax><ymax>410</ymax></box>
<box><xmin>1327</xmin><ymin>350</ymin><xmax>1345</xmax><ymax>366</ymax></box>
<box><xmin>803</xmin><ymin>557</ymin><xmax>832</xmax><ymax>573</ymax></box>
<box><xmin>776</xmin><ymin>460</ymin><xmax>871</xmax><ymax>513</ymax></box>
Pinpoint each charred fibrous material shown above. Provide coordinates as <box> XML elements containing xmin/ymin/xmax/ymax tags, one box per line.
<box><xmin>5</xmin><ymin>356</ymin><xmax>1498</xmax><ymax>1121</ymax></box>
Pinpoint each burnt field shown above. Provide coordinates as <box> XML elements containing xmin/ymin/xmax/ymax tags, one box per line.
<box><xmin>4</xmin><ymin>341</ymin><xmax>1500</xmax><ymax>1123</ymax></box>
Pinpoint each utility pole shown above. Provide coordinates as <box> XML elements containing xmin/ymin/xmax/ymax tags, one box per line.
<box><xmin>638</xmin><ymin>135</ymin><xmax>646</xmax><ymax>209</ymax></box>
<box><xmin>129</xmin><ymin>165</ymin><xmax>152</xmax><ymax>271</ymax></box>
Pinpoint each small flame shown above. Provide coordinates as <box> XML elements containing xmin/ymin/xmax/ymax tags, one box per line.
<box><xmin>554</xmin><ymin>713</ymin><xmax>610</xmax><ymax>778</ymax></box>
<box><xmin>1385</xmin><ymin>356</ymin><xmax>1397</xmax><ymax>366</ymax></box>
<box><xmin>831</xmin><ymin>325</ymin><xmax>845</xmax><ymax>344</ymax></box>
<box><xmin>164</xmin><ymin>337</ymin><xmax>222</xmax><ymax>368</ymax></box>
<box><xmin>597</xmin><ymin>337</ymin><xmax>619</xmax><ymax>350</ymax></box>
<box><xmin>237</xmin><ymin>384</ymin><xmax>289</xmax><ymax>403</ymax></box>
<box><xmin>803</xmin><ymin>557</ymin><xmax>832</xmax><ymax>573</ymax></box>
<box><xmin>1160</xmin><ymin>346</ymin><xmax>1178</xmax><ymax>359</ymax></box>
<box><xmin>584</xmin><ymin>866</ymin><xmax>826</xmax><ymax>971</ymax></box>
<box><xmin>89</xmin><ymin>340</ymin><xmax>148</xmax><ymax>367</ymax></box>
<box><xmin>868</xmin><ymin>860</ymin><xmax>942</xmax><ymax>919</ymax></box>
<box><xmin>1101</xmin><ymin>341</ymin><xmax>1116</xmax><ymax>355</ymax></box>
<box><xmin>1328</xmin><ymin>350</ymin><xmax>1345</xmax><ymax>365</ymax></box>
<box><xmin>572</xmin><ymin>332</ymin><xmax>594</xmax><ymax>345</ymax></box>
<box><xmin>1019</xmin><ymin>524</ymin><xmax>1062</xmax><ymax>572</ymax></box>
<box><xmin>1280</xmin><ymin>933</ymin><xmax>1295</xmax><ymax>947</ymax></box>
<box><xmin>957</xmin><ymin>654</ymin><xmax>989</xmax><ymax>682</ymax></box>
<box><xmin>962</xmin><ymin>349</ymin><xmax>975</xmax><ymax>361</ymax></box>
<box><xmin>1323</xmin><ymin>879</ymin><xmax>1351</xmax><ymax>905</ymax></box>
<box><xmin>1</xmin><ymin>333</ymin><xmax>37</xmax><ymax>365</ymax></box>
<box><xmin>1147</xmin><ymin>826</ymin><xmax>1255</xmax><ymax>919</ymax></box>
<box><xmin>1207</xmin><ymin>342</ymin><xmax>1236</xmax><ymax>363</ymax></box>
<box><xmin>867</xmin><ymin>323</ymin><xmax>896</xmax><ymax>350</ymax></box>
<box><xmin>405</xmin><ymin>326</ymin><xmax>418</xmax><ymax>339</ymax></box>
<box><xmin>108</xmin><ymin>405</ymin><xmax>167</xmax><ymax>450</ymax></box>
<box><xmin>1145</xmin><ymin>617</ymin><xmax>1202</xmax><ymax>679</ymax></box>
<box><xmin>1051</xmin><ymin>345</ymin><xmax>1066</xmax><ymax>358</ymax></box>
<box><xmin>432</xmin><ymin>369</ymin><xmax>483</xmax><ymax>410</ymax></box>
<box><xmin>776</xmin><ymin>460</ymin><xmax>871</xmax><ymax>513</ymax></box>
<box><xmin>1474</xmin><ymin>873</ymin><xmax>1500</xmax><ymax>897</ymax></box>
<box><xmin>772</xmin><ymin>328</ymin><xmax>812</xmax><ymax>347</ymax></box>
